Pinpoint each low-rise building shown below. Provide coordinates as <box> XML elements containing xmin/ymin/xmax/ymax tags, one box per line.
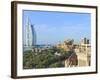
<box><xmin>56</xmin><ymin>39</ymin><xmax>74</xmax><ymax>51</ymax></box>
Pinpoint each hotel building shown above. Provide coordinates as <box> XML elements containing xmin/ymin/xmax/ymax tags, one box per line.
<box><xmin>23</xmin><ymin>17</ymin><xmax>36</xmax><ymax>51</ymax></box>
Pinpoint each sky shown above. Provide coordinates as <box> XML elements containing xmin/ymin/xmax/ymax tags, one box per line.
<box><xmin>23</xmin><ymin>10</ymin><xmax>91</xmax><ymax>45</ymax></box>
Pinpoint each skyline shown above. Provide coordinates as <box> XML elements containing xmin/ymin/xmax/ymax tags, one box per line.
<box><xmin>23</xmin><ymin>10</ymin><xmax>91</xmax><ymax>45</ymax></box>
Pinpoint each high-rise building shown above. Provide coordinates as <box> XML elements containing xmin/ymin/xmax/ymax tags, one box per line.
<box><xmin>31</xmin><ymin>24</ymin><xmax>36</xmax><ymax>46</ymax></box>
<box><xmin>23</xmin><ymin>17</ymin><xmax>36</xmax><ymax>51</ymax></box>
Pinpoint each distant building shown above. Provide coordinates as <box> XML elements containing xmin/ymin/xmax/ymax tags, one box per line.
<box><xmin>31</xmin><ymin>24</ymin><xmax>36</xmax><ymax>46</ymax></box>
<box><xmin>32</xmin><ymin>45</ymin><xmax>52</xmax><ymax>54</ymax></box>
<box><xmin>56</xmin><ymin>39</ymin><xmax>74</xmax><ymax>51</ymax></box>
<box><xmin>23</xmin><ymin>17</ymin><xmax>36</xmax><ymax>51</ymax></box>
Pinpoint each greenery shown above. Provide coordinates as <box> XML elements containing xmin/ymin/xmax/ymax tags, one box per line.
<box><xmin>23</xmin><ymin>46</ymin><xmax>74</xmax><ymax>69</ymax></box>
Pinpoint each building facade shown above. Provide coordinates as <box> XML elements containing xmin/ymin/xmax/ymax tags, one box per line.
<box><xmin>75</xmin><ymin>38</ymin><xmax>91</xmax><ymax>66</ymax></box>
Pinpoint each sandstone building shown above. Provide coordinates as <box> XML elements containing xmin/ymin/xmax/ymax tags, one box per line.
<box><xmin>56</xmin><ymin>38</ymin><xmax>91</xmax><ymax>67</ymax></box>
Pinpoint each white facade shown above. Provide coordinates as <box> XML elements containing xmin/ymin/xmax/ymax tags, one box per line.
<box><xmin>24</xmin><ymin>17</ymin><xmax>33</xmax><ymax>47</ymax></box>
<box><xmin>23</xmin><ymin>17</ymin><xmax>36</xmax><ymax>50</ymax></box>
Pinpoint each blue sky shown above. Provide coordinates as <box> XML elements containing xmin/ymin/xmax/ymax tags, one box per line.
<box><xmin>23</xmin><ymin>10</ymin><xmax>91</xmax><ymax>45</ymax></box>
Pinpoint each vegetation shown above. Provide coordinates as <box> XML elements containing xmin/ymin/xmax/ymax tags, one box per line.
<box><xmin>23</xmin><ymin>46</ymin><xmax>74</xmax><ymax>69</ymax></box>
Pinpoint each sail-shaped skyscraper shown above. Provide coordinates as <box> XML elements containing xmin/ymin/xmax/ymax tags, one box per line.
<box><xmin>23</xmin><ymin>17</ymin><xmax>36</xmax><ymax>51</ymax></box>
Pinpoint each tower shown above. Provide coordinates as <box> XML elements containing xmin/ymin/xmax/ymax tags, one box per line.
<box><xmin>31</xmin><ymin>24</ymin><xmax>36</xmax><ymax>46</ymax></box>
<box><xmin>23</xmin><ymin>17</ymin><xmax>36</xmax><ymax>51</ymax></box>
<box><xmin>24</xmin><ymin>17</ymin><xmax>32</xmax><ymax>47</ymax></box>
